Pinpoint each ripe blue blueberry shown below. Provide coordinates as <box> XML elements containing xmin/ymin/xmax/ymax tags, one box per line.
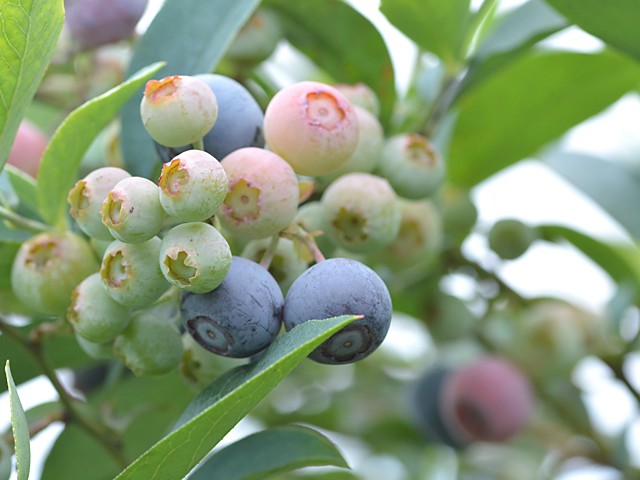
<box><xmin>180</xmin><ymin>256</ymin><xmax>284</xmax><ymax>358</ymax></box>
<box><xmin>283</xmin><ymin>258</ymin><xmax>392</xmax><ymax>364</ymax></box>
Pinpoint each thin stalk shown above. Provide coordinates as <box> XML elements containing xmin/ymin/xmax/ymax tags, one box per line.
<box><xmin>0</xmin><ymin>206</ymin><xmax>50</xmax><ymax>233</ymax></box>
<box><xmin>259</xmin><ymin>235</ymin><xmax>280</xmax><ymax>269</ymax></box>
<box><xmin>0</xmin><ymin>317</ymin><xmax>128</xmax><ymax>468</ymax></box>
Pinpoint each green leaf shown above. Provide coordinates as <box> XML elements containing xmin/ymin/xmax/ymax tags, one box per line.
<box><xmin>120</xmin><ymin>0</ymin><xmax>261</xmax><ymax>178</ymax></box>
<box><xmin>460</xmin><ymin>0</ymin><xmax>568</xmax><ymax>96</ymax></box>
<box><xmin>0</xmin><ymin>241</ymin><xmax>20</xmax><ymax>290</ymax></box>
<box><xmin>0</xmin><ymin>435</ymin><xmax>10</xmax><ymax>480</ymax></box>
<box><xmin>380</xmin><ymin>0</ymin><xmax>471</xmax><ymax>66</ymax></box>
<box><xmin>545</xmin><ymin>152</ymin><xmax>640</xmax><ymax>238</ymax></box>
<box><xmin>0</xmin><ymin>0</ymin><xmax>64</xmax><ymax>172</ymax></box>
<box><xmin>4</xmin><ymin>361</ymin><xmax>30</xmax><ymax>480</ymax></box>
<box><xmin>538</xmin><ymin>224</ymin><xmax>640</xmax><ymax>291</ymax></box>
<box><xmin>115</xmin><ymin>315</ymin><xmax>358</xmax><ymax>480</ymax></box>
<box><xmin>36</xmin><ymin>61</ymin><xmax>165</xmax><ymax>226</ymax></box>
<box><xmin>188</xmin><ymin>425</ymin><xmax>348</xmax><ymax>480</ymax></box>
<box><xmin>448</xmin><ymin>51</ymin><xmax>640</xmax><ymax>186</ymax></box>
<box><xmin>5</xmin><ymin>165</ymin><xmax>38</xmax><ymax>214</ymax></box>
<box><xmin>265</xmin><ymin>0</ymin><xmax>395</xmax><ymax>126</ymax></box>
<box><xmin>545</xmin><ymin>0</ymin><xmax>640</xmax><ymax>62</ymax></box>
<box><xmin>41</xmin><ymin>424</ymin><xmax>121</xmax><ymax>480</ymax></box>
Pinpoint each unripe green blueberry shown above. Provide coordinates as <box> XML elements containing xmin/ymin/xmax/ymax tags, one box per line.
<box><xmin>158</xmin><ymin>149</ymin><xmax>228</xmax><ymax>222</ymax></box>
<box><xmin>378</xmin><ymin>133</ymin><xmax>445</xmax><ymax>200</ymax></box>
<box><xmin>75</xmin><ymin>333</ymin><xmax>114</xmax><ymax>360</ymax></box>
<box><xmin>241</xmin><ymin>237</ymin><xmax>308</xmax><ymax>294</ymax></box>
<box><xmin>11</xmin><ymin>231</ymin><xmax>99</xmax><ymax>316</ymax></box>
<box><xmin>488</xmin><ymin>218</ymin><xmax>538</xmax><ymax>260</ymax></box>
<box><xmin>318</xmin><ymin>106</ymin><xmax>384</xmax><ymax>185</ymax></box>
<box><xmin>264</xmin><ymin>81</ymin><xmax>359</xmax><ymax>176</ymax></box>
<box><xmin>101</xmin><ymin>176</ymin><xmax>166</xmax><ymax>244</ymax></box>
<box><xmin>67</xmin><ymin>272</ymin><xmax>132</xmax><ymax>343</ymax></box>
<box><xmin>371</xmin><ymin>198</ymin><xmax>443</xmax><ymax>268</ymax></box>
<box><xmin>140</xmin><ymin>75</ymin><xmax>218</xmax><ymax>147</ymax></box>
<box><xmin>333</xmin><ymin>82</ymin><xmax>380</xmax><ymax>118</ymax></box>
<box><xmin>424</xmin><ymin>293</ymin><xmax>477</xmax><ymax>343</ymax></box>
<box><xmin>321</xmin><ymin>173</ymin><xmax>401</xmax><ymax>254</ymax></box>
<box><xmin>113</xmin><ymin>309</ymin><xmax>184</xmax><ymax>376</ymax></box>
<box><xmin>218</xmin><ymin>147</ymin><xmax>299</xmax><ymax>239</ymax></box>
<box><xmin>226</xmin><ymin>8</ymin><xmax>282</xmax><ymax>66</ymax></box>
<box><xmin>294</xmin><ymin>201</ymin><xmax>336</xmax><ymax>257</ymax></box>
<box><xmin>100</xmin><ymin>237</ymin><xmax>169</xmax><ymax>308</ymax></box>
<box><xmin>159</xmin><ymin>222</ymin><xmax>232</xmax><ymax>294</ymax></box>
<box><xmin>180</xmin><ymin>333</ymin><xmax>242</xmax><ymax>389</ymax></box>
<box><xmin>68</xmin><ymin>166</ymin><xmax>132</xmax><ymax>240</ymax></box>
<box><xmin>441</xmin><ymin>185</ymin><xmax>478</xmax><ymax>239</ymax></box>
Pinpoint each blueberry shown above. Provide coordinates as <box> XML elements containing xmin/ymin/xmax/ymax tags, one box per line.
<box><xmin>180</xmin><ymin>256</ymin><xmax>284</xmax><ymax>358</ymax></box>
<box><xmin>283</xmin><ymin>258</ymin><xmax>392</xmax><ymax>364</ymax></box>
<box><xmin>64</xmin><ymin>0</ymin><xmax>148</xmax><ymax>49</ymax></box>
<box><xmin>226</xmin><ymin>8</ymin><xmax>282</xmax><ymax>66</ymax></box>
<box><xmin>154</xmin><ymin>74</ymin><xmax>265</xmax><ymax>162</ymax></box>
<box><xmin>488</xmin><ymin>218</ymin><xmax>538</xmax><ymax>260</ymax></box>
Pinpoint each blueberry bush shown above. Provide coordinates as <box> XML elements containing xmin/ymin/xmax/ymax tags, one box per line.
<box><xmin>2</xmin><ymin>1</ymin><xmax>640</xmax><ymax>479</ymax></box>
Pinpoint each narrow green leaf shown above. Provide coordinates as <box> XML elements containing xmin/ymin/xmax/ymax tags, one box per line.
<box><xmin>460</xmin><ymin>0</ymin><xmax>568</xmax><ymax>96</ymax></box>
<box><xmin>188</xmin><ymin>425</ymin><xmax>348</xmax><ymax>480</ymax></box>
<box><xmin>5</xmin><ymin>165</ymin><xmax>38</xmax><ymax>214</ymax></box>
<box><xmin>380</xmin><ymin>0</ymin><xmax>471</xmax><ymax>66</ymax></box>
<box><xmin>538</xmin><ymin>224</ymin><xmax>640</xmax><ymax>290</ymax></box>
<box><xmin>4</xmin><ymin>360</ymin><xmax>30</xmax><ymax>480</ymax></box>
<box><xmin>266</xmin><ymin>0</ymin><xmax>395</xmax><ymax>126</ymax></box>
<box><xmin>36</xmin><ymin>61</ymin><xmax>165</xmax><ymax>225</ymax></box>
<box><xmin>115</xmin><ymin>315</ymin><xmax>359</xmax><ymax>480</ymax></box>
<box><xmin>120</xmin><ymin>0</ymin><xmax>261</xmax><ymax>178</ymax></box>
<box><xmin>545</xmin><ymin>152</ymin><xmax>640</xmax><ymax>238</ymax></box>
<box><xmin>545</xmin><ymin>0</ymin><xmax>640</xmax><ymax>62</ymax></box>
<box><xmin>448</xmin><ymin>51</ymin><xmax>640</xmax><ymax>186</ymax></box>
<box><xmin>0</xmin><ymin>0</ymin><xmax>64</xmax><ymax>171</ymax></box>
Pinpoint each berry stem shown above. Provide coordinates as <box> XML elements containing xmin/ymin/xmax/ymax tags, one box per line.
<box><xmin>0</xmin><ymin>316</ymin><xmax>128</xmax><ymax>469</ymax></box>
<box><xmin>259</xmin><ymin>235</ymin><xmax>280</xmax><ymax>269</ymax></box>
<box><xmin>0</xmin><ymin>205</ymin><xmax>51</xmax><ymax>233</ymax></box>
<box><xmin>193</xmin><ymin>137</ymin><xmax>204</xmax><ymax>151</ymax></box>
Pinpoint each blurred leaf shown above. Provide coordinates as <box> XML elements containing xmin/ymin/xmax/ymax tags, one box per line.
<box><xmin>41</xmin><ymin>424</ymin><xmax>121</xmax><ymax>480</ymax></box>
<box><xmin>545</xmin><ymin>152</ymin><xmax>640</xmax><ymax>238</ymax></box>
<box><xmin>5</xmin><ymin>361</ymin><xmax>30</xmax><ymax>480</ymax></box>
<box><xmin>0</xmin><ymin>241</ymin><xmax>20</xmax><ymax>290</ymax></box>
<box><xmin>448</xmin><ymin>51</ymin><xmax>640</xmax><ymax>186</ymax></box>
<box><xmin>115</xmin><ymin>315</ymin><xmax>358</xmax><ymax>480</ymax></box>
<box><xmin>188</xmin><ymin>425</ymin><xmax>348</xmax><ymax>480</ymax></box>
<box><xmin>545</xmin><ymin>0</ymin><xmax>640</xmax><ymax>61</ymax></box>
<box><xmin>266</xmin><ymin>0</ymin><xmax>395</xmax><ymax>125</ymax></box>
<box><xmin>5</xmin><ymin>165</ymin><xmax>38</xmax><ymax>214</ymax></box>
<box><xmin>36</xmin><ymin>61</ymin><xmax>164</xmax><ymax>226</ymax></box>
<box><xmin>380</xmin><ymin>0</ymin><xmax>471</xmax><ymax>66</ymax></box>
<box><xmin>0</xmin><ymin>436</ymin><xmax>10</xmax><ymax>480</ymax></box>
<box><xmin>460</xmin><ymin>0</ymin><xmax>568</xmax><ymax>96</ymax></box>
<box><xmin>120</xmin><ymin>0</ymin><xmax>261</xmax><ymax>178</ymax></box>
<box><xmin>0</xmin><ymin>0</ymin><xmax>64</xmax><ymax>172</ymax></box>
<box><xmin>538</xmin><ymin>224</ymin><xmax>640</xmax><ymax>290</ymax></box>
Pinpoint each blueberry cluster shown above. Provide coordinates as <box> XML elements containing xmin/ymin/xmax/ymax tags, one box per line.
<box><xmin>43</xmin><ymin>73</ymin><xmax>417</xmax><ymax>377</ymax></box>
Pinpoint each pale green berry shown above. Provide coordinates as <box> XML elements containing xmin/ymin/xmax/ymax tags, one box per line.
<box><xmin>140</xmin><ymin>75</ymin><xmax>218</xmax><ymax>147</ymax></box>
<box><xmin>67</xmin><ymin>272</ymin><xmax>131</xmax><ymax>343</ymax></box>
<box><xmin>101</xmin><ymin>176</ymin><xmax>166</xmax><ymax>244</ymax></box>
<box><xmin>75</xmin><ymin>333</ymin><xmax>113</xmax><ymax>360</ymax></box>
<box><xmin>159</xmin><ymin>222</ymin><xmax>232</xmax><ymax>294</ymax></box>
<box><xmin>158</xmin><ymin>149</ymin><xmax>228</xmax><ymax>222</ymax></box>
<box><xmin>68</xmin><ymin>167</ymin><xmax>131</xmax><ymax>240</ymax></box>
<box><xmin>334</xmin><ymin>82</ymin><xmax>380</xmax><ymax>117</ymax></box>
<box><xmin>100</xmin><ymin>237</ymin><xmax>169</xmax><ymax>309</ymax></box>
<box><xmin>11</xmin><ymin>231</ymin><xmax>99</xmax><ymax>316</ymax></box>
<box><xmin>321</xmin><ymin>173</ymin><xmax>401</xmax><ymax>254</ymax></box>
<box><xmin>113</xmin><ymin>309</ymin><xmax>184</xmax><ymax>376</ymax></box>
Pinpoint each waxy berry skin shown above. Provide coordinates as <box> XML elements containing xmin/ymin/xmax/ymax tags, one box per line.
<box><xmin>180</xmin><ymin>256</ymin><xmax>284</xmax><ymax>358</ymax></box>
<box><xmin>263</xmin><ymin>81</ymin><xmax>359</xmax><ymax>177</ymax></box>
<box><xmin>218</xmin><ymin>147</ymin><xmax>299</xmax><ymax>240</ymax></box>
<box><xmin>283</xmin><ymin>258</ymin><xmax>392</xmax><ymax>365</ymax></box>
<box><xmin>10</xmin><ymin>231</ymin><xmax>99</xmax><ymax>316</ymax></box>
<box><xmin>140</xmin><ymin>75</ymin><xmax>218</xmax><ymax>148</ymax></box>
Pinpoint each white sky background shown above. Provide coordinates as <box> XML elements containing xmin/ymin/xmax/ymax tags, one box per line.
<box><xmin>3</xmin><ymin>0</ymin><xmax>640</xmax><ymax>479</ymax></box>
